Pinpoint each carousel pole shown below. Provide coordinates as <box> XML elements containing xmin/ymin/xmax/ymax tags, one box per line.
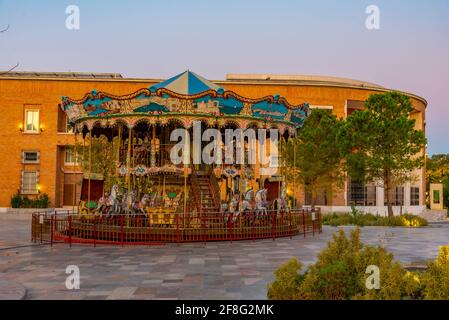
<box><xmin>131</xmin><ymin>128</ymin><xmax>136</xmax><ymax>193</ymax></box>
<box><xmin>183</xmin><ymin>124</ymin><xmax>189</xmax><ymax>217</ymax></box>
<box><xmin>278</xmin><ymin>135</ymin><xmax>282</xmax><ymax>201</ymax></box>
<box><xmin>110</xmin><ymin>126</ymin><xmax>114</xmax><ymax>180</ymax></box>
<box><xmin>117</xmin><ymin>124</ymin><xmax>122</xmax><ymax>163</ymax></box>
<box><xmin>87</xmin><ymin>130</ymin><xmax>92</xmax><ymax>214</ymax></box>
<box><xmin>293</xmin><ymin>137</ymin><xmax>297</xmax><ymax>208</ymax></box>
<box><xmin>126</xmin><ymin>126</ymin><xmax>132</xmax><ymax>202</ymax></box>
<box><xmin>73</xmin><ymin>126</ymin><xmax>78</xmax><ymax>214</ymax></box>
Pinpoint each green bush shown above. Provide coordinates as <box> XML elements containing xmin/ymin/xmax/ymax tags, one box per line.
<box><xmin>267</xmin><ymin>229</ymin><xmax>447</xmax><ymax>300</ymax></box>
<box><xmin>10</xmin><ymin>193</ymin><xmax>22</xmax><ymax>208</ymax></box>
<box><xmin>10</xmin><ymin>193</ymin><xmax>51</xmax><ymax>208</ymax></box>
<box><xmin>267</xmin><ymin>258</ymin><xmax>304</xmax><ymax>300</ymax></box>
<box><xmin>322</xmin><ymin>212</ymin><xmax>427</xmax><ymax>227</ymax></box>
<box><xmin>421</xmin><ymin>245</ymin><xmax>449</xmax><ymax>299</ymax></box>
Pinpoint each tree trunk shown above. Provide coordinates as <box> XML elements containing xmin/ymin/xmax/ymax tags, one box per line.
<box><xmin>311</xmin><ymin>189</ymin><xmax>317</xmax><ymax>209</ymax></box>
<box><xmin>385</xmin><ymin>174</ymin><xmax>394</xmax><ymax>217</ymax></box>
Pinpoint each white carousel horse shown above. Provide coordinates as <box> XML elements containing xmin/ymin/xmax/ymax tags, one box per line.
<box><xmin>134</xmin><ymin>193</ymin><xmax>150</xmax><ymax>216</ymax></box>
<box><xmin>241</xmin><ymin>189</ymin><xmax>255</xmax><ymax>213</ymax></box>
<box><xmin>272</xmin><ymin>182</ymin><xmax>290</xmax><ymax>213</ymax></box>
<box><xmin>225</xmin><ymin>193</ymin><xmax>241</xmax><ymax>224</ymax></box>
<box><xmin>255</xmin><ymin>188</ymin><xmax>268</xmax><ymax>217</ymax></box>
<box><xmin>108</xmin><ymin>184</ymin><xmax>121</xmax><ymax>216</ymax></box>
<box><xmin>140</xmin><ymin>193</ymin><xmax>150</xmax><ymax>208</ymax></box>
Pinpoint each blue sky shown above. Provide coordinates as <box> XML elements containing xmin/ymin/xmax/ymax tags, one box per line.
<box><xmin>1</xmin><ymin>0</ymin><xmax>448</xmax><ymax>154</ymax></box>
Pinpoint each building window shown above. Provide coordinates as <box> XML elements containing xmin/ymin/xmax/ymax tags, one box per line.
<box><xmin>348</xmin><ymin>179</ymin><xmax>377</xmax><ymax>206</ymax></box>
<box><xmin>21</xmin><ymin>171</ymin><xmax>38</xmax><ymax>194</ymax></box>
<box><xmin>24</xmin><ymin>109</ymin><xmax>40</xmax><ymax>133</ymax></box>
<box><xmin>64</xmin><ymin>147</ymin><xmax>78</xmax><ymax>165</ymax></box>
<box><xmin>385</xmin><ymin>187</ymin><xmax>404</xmax><ymax>206</ymax></box>
<box><xmin>410</xmin><ymin>187</ymin><xmax>420</xmax><ymax>206</ymax></box>
<box><xmin>433</xmin><ymin>190</ymin><xmax>440</xmax><ymax>204</ymax></box>
<box><xmin>22</xmin><ymin>151</ymin><xmax>40</xmax><ymax>164</ymax></box>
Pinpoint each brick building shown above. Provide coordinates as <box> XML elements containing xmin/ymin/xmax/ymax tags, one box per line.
<box><xmin>0</xmin><ymin>71</ymin><xmax>427</xmax><ymax>214</ymax></box>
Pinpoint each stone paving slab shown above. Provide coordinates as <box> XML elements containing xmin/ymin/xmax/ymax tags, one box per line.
<box><xmin>0</xmin><ymin>279</ymin><xmax>27</xmax><ymax>300</ymax></box>
<box><xmin>1</xmin><ymin>218</ymin><xmax>449</xmax><ymax>299</ymax></box>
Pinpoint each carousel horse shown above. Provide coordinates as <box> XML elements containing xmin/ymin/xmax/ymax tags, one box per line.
<box><xmin>149</xmin><ymin>192</ymin><xmax>158</xmax><ymax>207</ymax></box>
<box><xmin>97</xmin><ymin>192</ymin><xmax>112</xmax><ymax>216</ymax></box>
<box><xmin>225</xmin><ymin>193</ymin><xmax>241</xmax><ymax>224</ymax></box>
<box><xmin>241</xmin><ymin>189</ymin><xmax>255</xmax><ymax>213</ymax></box>
<box><xmin>108</xmin><ymin>184</ymin><xmax>121</xmax><ymax>216</ymax></box>
<box><xmin>132</xmin><ymin>199</ymin><xmax>146</xmax><ymax>216</ymax></box>
<box><xmin>116</xmin><ymin>190</ymin><xmax>133</xmax><ymax>215</ymax></box>
<box><xmin>272</xmin><ymin>182</ymin><xmax>289</xmax><ymax>213</ymax></box>
<box><xmin>255</xmin><ymin>188</ymin><xmax>269</xmax><ymax>217</ymax></box>
<box><xmin>140</xmin><ymin>193</ymin><xmax>150</xmax><ymax>210</ymax></box>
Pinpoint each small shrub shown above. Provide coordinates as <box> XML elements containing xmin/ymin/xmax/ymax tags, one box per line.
<box><xmin>268</xmin><ymin>229</ymin><xmax>449</xmax><ymax>300</ymax></box>
<box><xmin>421</xmin><ymin>245</ymin><xmax>449</xmax><ymax>299</ymax></box>
<box><xmin>267</xmin><ymin>258</ymin><xmax>304</xmax><ymax>300</ymax></box>
<box><xmin>9</xmin><ymin>193</ymin><xmax>51</xmax><ymax>208</ymax></box>
<box><xmin>296</xmin><ymin>229</ymin><xmax>364</xmax><ymax>299</ymax></box>
<box><xmin>322</xmin><ymin>212</ymin><xmax>427</xmax><ymax>227</ymax></box>
<box><xmin>10</xmin><ymin>193</ymin><xmax>22</xmax><ymax>208</ymax></box>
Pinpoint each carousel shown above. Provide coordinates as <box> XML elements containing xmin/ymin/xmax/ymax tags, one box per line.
<box><xmin>41</xmin><ymin>71</ymin><xmax>321</xmax><ymax>244</ymax></box>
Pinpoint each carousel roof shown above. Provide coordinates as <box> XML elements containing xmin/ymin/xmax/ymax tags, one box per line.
<box><xmin>61</xmin><ymin>71</ymin><xmax>310</xmax><ymax>133</ymax></box>
<box><xmin>150</xmin><ymin>70</ymin><xmax>221</xmax><ymax>95</ymax></box>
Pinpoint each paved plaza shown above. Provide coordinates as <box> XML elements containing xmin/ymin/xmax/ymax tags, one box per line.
<box><xmin>1</xmin><ymin>218</ymin><xmax>449</xmax><ymax>300</ymax></box>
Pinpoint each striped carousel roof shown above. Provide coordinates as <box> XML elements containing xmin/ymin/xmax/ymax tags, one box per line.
<box><xmin>149</xmin><ymin>70</ymin><xmax>221</xmax><ymax>95</ymax></box>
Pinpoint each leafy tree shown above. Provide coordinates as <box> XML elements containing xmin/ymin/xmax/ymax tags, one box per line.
<box><xmin>338</xmin><ymin>92</ymin><xmax>426</xmax><ymax>216</ymax></box>
<box><xmin>426</xmin><ymin>154</ymin><xmax>449</xmax><ymax>183</ymax></box>
<box><xmin>283</xmin><ymin>109</ymin><xmax>344</xmax><ymax>207</ymax></box>
<box><xmin>426</xmin><ymin>154</ymin><xmax>449</xmax><ymax>208</ymax></box>
<box><xmin>75</xmin><ymin>134</ymin><xmax>118</xmax><ymax>193</ymax></box>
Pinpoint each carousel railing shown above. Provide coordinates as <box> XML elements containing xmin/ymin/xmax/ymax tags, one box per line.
<box><xmin>31</xmin><ymin>208</ymin><xmax>322</xmax><ymax>246</ymax></box>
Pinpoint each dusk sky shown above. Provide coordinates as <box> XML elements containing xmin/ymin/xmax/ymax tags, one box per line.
<box><xmin>1</xmin><ymin>0</ymin><xmax>448</xmax><ymax>154</ymax></box>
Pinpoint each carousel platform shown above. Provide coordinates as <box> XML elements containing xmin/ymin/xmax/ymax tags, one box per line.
<box><xmin>31</xmin><ymin>209</ymin><xmax>321</xmax><ymax>246</ymax></box>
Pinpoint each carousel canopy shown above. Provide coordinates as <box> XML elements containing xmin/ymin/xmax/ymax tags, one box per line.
<box><xmin>149</xmin><ymin>70</ymin><xmax>221</xmax><ymax>95</ymax></box>
<box><xmin>61</xmin><ymin>71</ymin><xmax>310</xmax><ymax>134</ymax></box>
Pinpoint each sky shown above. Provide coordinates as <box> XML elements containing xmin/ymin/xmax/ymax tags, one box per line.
<box><xmin>0</xmin><ymin>0</ymin><xmax>448</xmax><ymax>154</ymax></box>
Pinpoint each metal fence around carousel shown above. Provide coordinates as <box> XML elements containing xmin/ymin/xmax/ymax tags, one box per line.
<box><xmin>31</xmin><ymin>208</ymin><xmax>322</xmax><ymax>246</ymax></box>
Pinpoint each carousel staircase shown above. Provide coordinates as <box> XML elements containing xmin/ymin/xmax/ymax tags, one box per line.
<box><xmin>191</xmin><ymin>169</ymin><xmax>221</xmax><ymax>213</ymax></box>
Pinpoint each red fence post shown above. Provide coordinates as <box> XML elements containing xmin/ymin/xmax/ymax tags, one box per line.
<box><xmin>176</xmin><ymin>213</ymin><xmax>180</xmax><ymax>243</ymax></box>
<box><xmin>68</xmin><ymin>215</ymin><xmax>72</xmax><ymax>247</ymax></box>
<box><xmin>289</xmin><ymin>210</ymin><xmax>292</xmax><ymax>240</ymax></box>
<box><xmin>312</xmin><ymin>213</ymin><xmax>315</xmax><ymax>237</ymax></box>
<box><xmin>302</xmin><ymin>209</ymin><xmax>306</xmax><ymax>238</ymax></box>
<box><xmin>93</xmin><ymin>215</ymin><xmax>97</xmax><ymax>248</ymax></box>
<box><xmin>230</xmin><ymin>218</ymin><xmax>233</xmax><ymax>244</ymax></box>
<box><xmin>147</xmin><ymin>215</ymin><xmax>152</xmax><ymax>245</ymax></box>
<box><xmin>40</xmin><ymin>214</ymin><xmax>43</xmax><ymax>244</ymax></box>
<box><xmin>120</xmin><ymin>215</ymin><xmax>124</xmax><ymax>247</ymax></box>
<box><xmin>50</xmin><ymin>215</ymin><xmax>54</xmax><ymax>247</ymax></box>
<box><xmin>252</xmin><ymin>211</ymin><xmax>255</xmax><ymax>241</ymax></box>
